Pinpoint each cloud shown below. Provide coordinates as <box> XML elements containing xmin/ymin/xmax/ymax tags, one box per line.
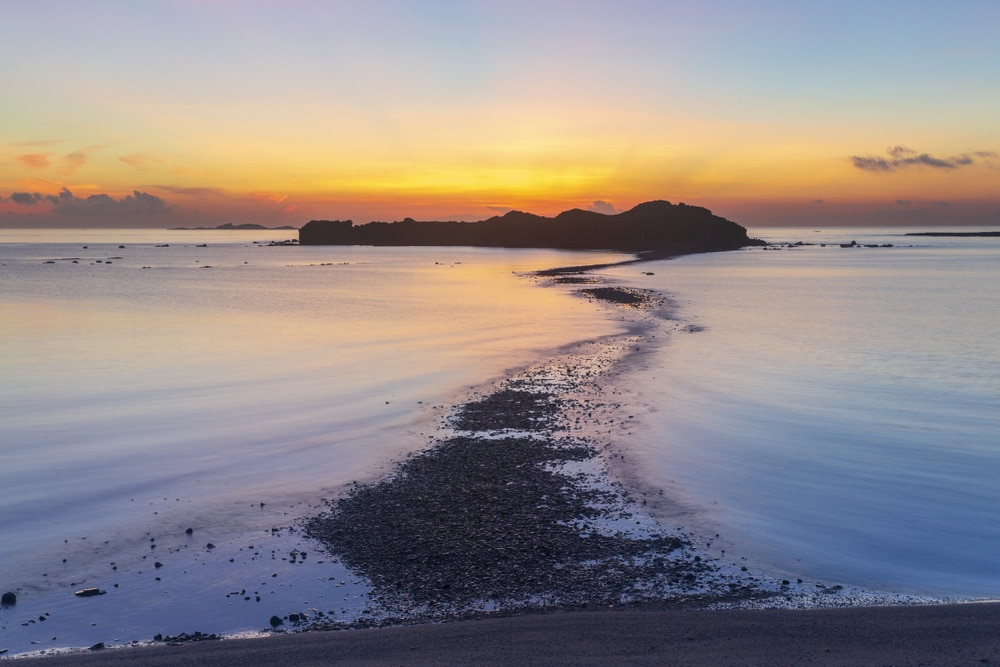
<box><xmin>120</xmin><ymin>153</ymin><xmax>164</xmax><ymax>170</ymax></box>
<box><xmin>813</xmin><ymin>199</ymin><xmax>825</xmax><ymax>204</ymax></box>
<box><xmin>2</xmin><ymin>191</ymin><xmax>66</xmax><ymax>206</ymax></box>
<box><xmin>851</xmin><ymin>146</ymin><xmax>998</xmax><ymax>172</ymax></box>
<box><xmin>150</xmin><ymin>184</ymin><xmax>226</xmax><ymax>197</ymax></box>
<box><xmin>251</xmin><ymin>191</ymin><xmax>288</xmax><ymax>203</ymax></box>
<box><xmin>896</xmin><ymin>200</ymin><xmax>912</xmax><ymax>205</ymax></box>
<box><xmin>60</xmin><ymin>144</ymin><xmax>113</xmax><ymax>174</ymax></box>
<box><xmin>586</xmin><ymin>200</ymin><xmax>618</xmax><ymax>215</ymax></box>
<box><xmin>17</xmin><ymin>154</ymin><xmax>51</xmax><ymax>168</ymax></box>
<box><xmin>29</xmin><ymin>188</ymin><xmax>176</xmax><ymax>217</ymax></box>
<box><xmin>486</xmin><ymin>205</ymin><xmax>513</xmax><ymax>214</ymax></box>
<box><xmin>9</xmin><ymin>192</ymin><xmax>41</xmax><ymax>206</ymax></box>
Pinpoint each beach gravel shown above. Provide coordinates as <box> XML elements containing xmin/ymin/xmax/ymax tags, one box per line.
<box><xmin>301</xmin><ymin>286</ymin><xmax>762</xmax><ymax>624</ymax></box>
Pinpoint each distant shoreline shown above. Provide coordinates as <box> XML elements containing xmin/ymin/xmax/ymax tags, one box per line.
<box><xmin>168</xmin><ymin>223</ymin><xmax>298</xmax><ymax>231</ymax></box>
<box><xmin>905</xmin><ymin>231</ymin><xmax>1000</xmax><ymax>237</ymax></box>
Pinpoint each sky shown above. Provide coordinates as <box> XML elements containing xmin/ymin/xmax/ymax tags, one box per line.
<box><xmin>1</xmin><ymin>0</ymin><xmax>998</xmax><ymax>228</ymax></box>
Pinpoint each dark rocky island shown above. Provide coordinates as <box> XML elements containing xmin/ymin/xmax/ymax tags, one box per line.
<box><xmin>299</xmin><ymin>200</ymin><xmax>761</xmax><ymax>253</ymax></box>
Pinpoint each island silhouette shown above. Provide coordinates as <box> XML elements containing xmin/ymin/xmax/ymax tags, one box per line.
<box><xmin>300</xmin><ymin>200</ymin><xmax>761</xmax><ymax>253</ymax></box>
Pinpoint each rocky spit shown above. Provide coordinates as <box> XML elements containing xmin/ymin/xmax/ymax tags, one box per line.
<box><xmin>299</xmin><ymin>281</ymin><xmax>820</xmax><ymax>631</ymax></box>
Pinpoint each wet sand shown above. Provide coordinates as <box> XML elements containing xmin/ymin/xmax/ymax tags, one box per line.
<box><xmin>12</xmin><ymin>602</ymin><xmax>1000</xmax><ymax>666</ymax></box>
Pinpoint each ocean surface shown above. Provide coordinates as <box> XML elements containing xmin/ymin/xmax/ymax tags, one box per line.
<box><xmin>2</xmin><ymin>226</ymin><xmax>999</xmax><ymax>654</ymax></box>
<box><xmin>601</xmin><ymin>227</ymin><xmax>1000</xmax><ymax>598</ymax></box>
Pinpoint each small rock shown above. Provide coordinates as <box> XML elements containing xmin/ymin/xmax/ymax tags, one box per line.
<box><xmin>1</xmin><ymin>592</ymin><xmax>15</xmax><ymax>606</ymax></box>
<box><xmin>269</xmin><ymin>615</ymin><xmax>284</xmax><ymax>627</ymax></box>
<box><xmin>89</xmin><ymin>642</ymin><xmax>105</xmax><ymax>651</ymax></box>
<box><xmin>185</xmin><ymin>528</ymin><xmax>194</xmax><ymax>535</ymax></box>
<box><xmin>74</xmin><ymin>588</ymin><xmax>106</xmax><ymax>598</ymax></box>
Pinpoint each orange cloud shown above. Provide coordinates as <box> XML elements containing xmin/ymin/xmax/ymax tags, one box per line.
<box><xmin>120</xmin><ymin>153</ymin><xmax>165</xmax><ymax>170</ymax></box>
<box><xmin>251</xmin><ymin>191</ymin><xmax>288</xmax><ymax>203</ymax></box>
<box><xmin>61</xmin><ymin>144</ymin><xmax>114</xmax><ymax>175</ymax></box>
<box><xmin>17</xmin><ymin>154</ymin><xmax>51</xmax><ymax>168</ymax></box>
<box><xmin>149</xmin><ymin>184</ymin><xmax>226</xmax><ymax>197</ymax></box>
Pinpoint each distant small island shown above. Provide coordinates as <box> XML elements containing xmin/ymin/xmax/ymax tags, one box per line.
<box><xmin>299</xmin><ymin>200</ymin><xmax>762</xmax><ymax>254</ymax></box>
<box><xmin>169</xmin><ymin>223</ymin><xmax>299</xmax><ymax>230</ymax></box>
<box><xmin>905</xmin><ymin>231</ymin><xmax>1000</xmax><ymax>237</ymax></box>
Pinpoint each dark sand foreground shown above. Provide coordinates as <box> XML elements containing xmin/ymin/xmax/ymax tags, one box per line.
<box><xmin>13</xmin><ymin>603</ymin><xmax>1000</xmax><ymax>666</ymax></box>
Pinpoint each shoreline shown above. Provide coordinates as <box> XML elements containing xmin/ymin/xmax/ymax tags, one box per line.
<box><xmin>11</xmin><ymin>602</ymin><xmax>1000</xmax><ymax>666</ymax></box>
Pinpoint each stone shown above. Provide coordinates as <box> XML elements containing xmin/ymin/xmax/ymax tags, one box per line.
<box><xmin>74</xmin><ymin>588</ymin><xmax>106</xmax><ymax>597</ymax></box>
<box><xmin>1</xmin><ymin>592</ymin><xmax>15</xmax><ymax>606</ymax></box>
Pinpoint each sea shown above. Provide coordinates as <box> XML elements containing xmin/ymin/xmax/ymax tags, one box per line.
<box><xmin>1</xmin><ymin>226</ymin><xmax>998</xmax><ymax>655</ymax></box>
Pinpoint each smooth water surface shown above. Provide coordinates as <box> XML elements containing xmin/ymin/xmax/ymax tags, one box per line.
<box><xmin>601</xmin><ymin>228</ymin><xmax>1000</xmax><ymax>597</ymax></box>
<box><xmin>1</xmin><ymin>230</ymin><xmax>629</xmax><ymax>653</ymax></box>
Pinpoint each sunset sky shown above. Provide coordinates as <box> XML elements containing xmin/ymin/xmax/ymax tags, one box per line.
<box><xmin>2</xmin><ymin>1</ymin><xmax>998</xmax><ymax>228</ymax></box>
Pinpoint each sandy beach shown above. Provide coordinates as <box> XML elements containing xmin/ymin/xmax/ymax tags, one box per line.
<box><xmin>12</xmin><ymin>602</ymin><xmax>1000</xmax><ymax>666</ymax></box>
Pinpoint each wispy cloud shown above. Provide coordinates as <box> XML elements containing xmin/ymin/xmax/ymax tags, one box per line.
<box><xmin>61</xmin><ymin>144</ymin><xmax>113</xmax><ymax>174</ymax></box>
<box><xmin>251</xmin><ymin>191</ymin><xmax>288</xmax><ymax>203</ymax></box>
<box><xmin>120</xmin><ymin>153</ymin><xmax>165</xmax><ymax>170</ymax></box>
<box><xmin>851</xmin><ymin>146</ymin><xmax>998</xmax><ymax>172</ymax></box>
<box><xmin>149</xmin><ymin>184</ymin><xmax>226</xmax><ymax>197</ymax></box>
<box><xmin>17</xmin><ymin>153</ymin><xmax>51</xmax><ymax>168</ymax></box>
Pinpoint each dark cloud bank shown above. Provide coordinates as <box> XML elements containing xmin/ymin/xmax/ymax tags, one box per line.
<box><xmin>3</xmin><ymin>188</ymin><xmax>173</xmax><ymax>216</ymax></box>
<box><xmin>851</xmin><ymin>146</ymin><xmax>997</xmax><ymax>172</ymax></box>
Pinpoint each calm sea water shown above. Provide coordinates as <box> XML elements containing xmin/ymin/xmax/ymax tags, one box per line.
<box><xmin>602</xmin><ymin>227</ymin><xmax>1000</xmax><ymax>598</ymax></box>
<box><xmin>0</xmin><ymin>230</ymin><xmax>628</xmax><ymax>653</ymax></box>
<box><xmin>1</xmin><ymin>226</ymin><xmax>998</xmax><ymax>653</ymax></box>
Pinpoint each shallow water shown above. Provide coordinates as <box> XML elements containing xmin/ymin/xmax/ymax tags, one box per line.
<box><xmin>0</xmin><ymin>230</ymin><xmax>628</xmax><ymax>654</ymax></box>
<box><xmin>599</xmin><ymin>228</ymin><xmax>1000</xmax><ymax>597</ymax></box>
